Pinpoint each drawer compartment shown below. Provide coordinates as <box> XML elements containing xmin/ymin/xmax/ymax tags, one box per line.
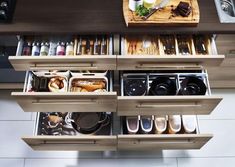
<box><xmin>118</xmin><ymin>35</ymin><xmax>224</xmax><ymax>70</ymax></box>
<box><xmin>12</xmin><ymin>71</ymin><xmax>117</xmax><ymax>113</ymax></box>
<box><xmin>9</xmin><ymin>35</ymin><xmax>116</xmax><ymax>71</ymax></box>
<box><xmin>117</xmin><ymin>71</ymin><xmax>222</xmax><ymax>116</ymax></box>
<box><xmin>118</xmin><ymin>116</ymin><xmax>212</xmax><ymax>150</ymax></box>
<box><xmin>23</xmin><ymin>112</ymin><xmax>117</xmax><ymax>151</ymax></box>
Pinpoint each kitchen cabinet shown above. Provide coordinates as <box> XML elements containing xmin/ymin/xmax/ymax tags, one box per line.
<box><xmin>8</xmin><ymin>34</ymin><xmax>224</xmax><ymax>151</ymax></box>
<box><xmin>208</xmin><ymin>35</ymin><xmax>235</xmax><ymax>88</ymax></box>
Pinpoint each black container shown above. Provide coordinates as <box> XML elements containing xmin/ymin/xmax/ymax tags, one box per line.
<box><xmin>180</xmin><ymin>76</ymin><xmax>207</xmax><ymax>95</ymax></box>
<box><xmin>149</xmin><ymin>76</ymin><xmax>177</xmax><ymax>96</ymax></box>
<box><xmin>124</xmin><ymin>79</ymin><xmax>147</xmax><ymax>96</ymax></box>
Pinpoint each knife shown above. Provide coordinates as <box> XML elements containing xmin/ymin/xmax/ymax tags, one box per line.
<box><xmin>142</xmin><ymin>0</ymin><xmax>170</xmax><ymax>20</ymax></box>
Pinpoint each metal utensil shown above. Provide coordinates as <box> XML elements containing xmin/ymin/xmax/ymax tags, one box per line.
<box><xmin>142</xmin><ymin>0</ymin><xmax>170</xmax><ymax>20</ymax></box>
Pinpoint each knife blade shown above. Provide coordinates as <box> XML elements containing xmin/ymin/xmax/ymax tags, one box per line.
<box><xmin>142</xmin><ymin>0</ymin><xmax>170</xmax><ymax>20</ymax></box>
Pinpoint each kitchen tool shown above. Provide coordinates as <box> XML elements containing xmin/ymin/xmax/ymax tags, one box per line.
<box><xmin>149</xmin><ymin>76</ymin><xmax>177</xmax><ymax>96</ymax></box>
<box><xmin>142</xmin><ymin>0</ymin><xmax>170</xmax><ymax>20</ymax></box>
<box><xmin>71</xmin><ymin>112</ymin><xmax>109</xmax><ymax>134</ymax></box>
<box><xmin>154</xmin><ymin>115</ymin><xmax>167</xmax><ymax>134</ymax></box>
<box><xmin>182</xmin><ymin>115</ymin><xmax>197</xmax><ymax>133</ymax></box>
<box><xmin>193</xmin><ymin>35</ymin><xmax>209</xmax><ymax>55</ymax></box>
<box><xmin>180</xmin><ymin>76</ymin><xmax>207</xmax><ymax>95</ymax></box>
<box><xmin>126</xmin><ymin>116</ymin><xmax>140</xmax><ymax>134</ymax></box>
<box><xmin>140</xmin><ymin>116</ymin><xmax>153</xmax><ymax>134</ymax></box>
<box><xmin>168</xmin><ymin>115</ymin><xmax>181</xmax><ymax>134</ymax></box>
<box><xmin>124</xmin><ymin>79</ymin><xmax>147</xmax><ymax>96</ymax></box>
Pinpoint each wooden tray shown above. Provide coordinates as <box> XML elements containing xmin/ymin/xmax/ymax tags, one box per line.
<box><xmin>123</xmin><ymin>0</ymin><xmax>200</xmax><ymax>27</ymax></box>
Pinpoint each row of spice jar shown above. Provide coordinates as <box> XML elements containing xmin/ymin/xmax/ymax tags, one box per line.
<box><xmin>20</xmin><ymin>35</ymin><xmax>110</xmax><ymax>56</ymax></box>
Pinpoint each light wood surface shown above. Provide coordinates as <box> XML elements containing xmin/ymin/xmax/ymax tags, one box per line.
<box><xmin>12</xmin><ymin>92</ymin><xmax>117</xmax><ymax>113</ymax></box>
<box><xmin>118</xmin><ymin>134</ymin><xmax>212</xmax><ymax>150</ymax></box>
<box><xmin>123</xmin><ymin>0</ymin><xmax>200</xmax><ymax>27</ymax></box>
<box><xmin>117</xmin><ymin>55</ymin><xmax>224</xmax><ymax>70</ymax></box>
<box><xmin>117</xmin><ymin>96</ymin><xmax>222</xmax><ymax>116</ymax></box>
<box><xmin>22</xmin><ymin>136</ymin><xmax>117</xmax><ymax>151</ymax></box>
<box><xmin>9</xmin><ymin>55</ymin><xmax>117</xmax><ymax>71</ymax></box>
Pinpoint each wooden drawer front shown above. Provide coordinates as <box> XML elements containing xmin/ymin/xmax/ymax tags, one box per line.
<box><xmin>9</xmin><ymin>56</ymin><xmax>117</xmax><ymax>71</ymax></box>
<box><xmin>117</xmin><ymin>55</ymin><xmax>225</xmax><ymax>70</ymax></box>
<box><xmin>22</xmin><ymin>136</ymin><xmax>117</xmax><ymax>151</ymax></box>
<box><xmin>117</xmin><ymin>96</ymin><xmax>222</xmax><ymax>116</ymax></box>
<box><xmin>12</xmin><ymin>92</ymin><xmax>117</xmax><ymax>113</ymax></box>
<box><xmin>118</xmin><ymin>134</ymin><xmax>212</xmax><ymax>150</ymax></box>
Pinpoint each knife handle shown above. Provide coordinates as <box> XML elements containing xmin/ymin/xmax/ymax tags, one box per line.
<box><xmin>142</xmin><ymin>7</ymin><xmax>159</xmax><ymax>20</ymax></box>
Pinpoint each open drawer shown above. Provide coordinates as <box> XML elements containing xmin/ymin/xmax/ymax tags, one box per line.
<box><xmin>117</xmin><ymin>35</ymin><xmax>224</xmax><ymax>70</ymax></box>
<box><xmin>117</xmin><ymin>71</ymin><xmax>222</xmax><ymax>116</ymax></box>
<box><xmin>9</xmin><ymin>35</ymin><xmax>116</xmax><ymax>71</ymax></box>
<box><xmin>23</xmin><ymin>112</ymin><xmax>117</xmax><ymax>151</ymax></box>
<box><xmin>12</xmin><ymin>71</ymin><xmax>117</xmax><ymax>113</ymax></box>
<box><xmin>118</xmin><ymin>116</ymin><xmax>212</xmax><ymax>150</ymax></box>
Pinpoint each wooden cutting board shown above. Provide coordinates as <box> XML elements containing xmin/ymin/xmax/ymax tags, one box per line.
<box><xmin>123</xmin><ymin>0</ymin><xmax>200</xmax><ymax>27</ymax></box>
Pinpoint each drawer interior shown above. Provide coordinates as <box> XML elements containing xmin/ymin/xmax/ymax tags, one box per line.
<box><xmin>117</xmin><ymin>70</ymin><xmax>222</xmax><ymax>116</ymax></box>
<box><xmin>9</xmin><ymin>35</ymin><xmax>116</xmax><ymax>71</ymax></box>
<box><xmin>118</xmin><ymin>116</ymin><xmax>212</xmax><ymax>150</ymax></box>
<box><xmin>22</xmin><ymin>112</ymin><xmax>117</xmax><ymax>151</ymax></box>
<box><xmin>12</xmin><ymin>70</ymin><xmax>117</xmax><ymax>113</ymax></box>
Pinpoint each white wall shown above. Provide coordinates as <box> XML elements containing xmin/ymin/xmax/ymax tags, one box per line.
<box><xmin>0</xmin><ymin>89</ymin><xmax>235</xmax><ymax>167</ymax></box>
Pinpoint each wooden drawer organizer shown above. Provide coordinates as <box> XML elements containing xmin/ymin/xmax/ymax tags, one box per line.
<box><xmin>118</xmin><ymin>35</ymin><xmax>224</xmax><ymax>70</ymax></box>
<box><xmin>9</xmin><ymin>34</ymin><xmax>224</xmax><ymax>151</ymax></box>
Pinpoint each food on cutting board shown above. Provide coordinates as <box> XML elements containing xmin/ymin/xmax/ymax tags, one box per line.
<box><xmin>48</xmin><ymin>77</ymin><xmax>67</xmax><ymax>92</ymax></box>
<box><xmin>71</xmin><ymin>79</ymin><xmax>106</xmax><ymax>92</ymax></box>
<box><xmin>126</xmin><ymin>36</ymin><xmax>159</xmax><ymax>55</ymax></box>
<box><xmin>172</xmin><ymin>1</ymin><xmax>192</xmax><ymax>17</ymax></box>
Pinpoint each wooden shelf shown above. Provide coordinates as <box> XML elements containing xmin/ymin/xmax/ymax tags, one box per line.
<box><xmin>0</xmin><ymin>0</ymin><xmax>234</xmax><ymax>34</ymax></box>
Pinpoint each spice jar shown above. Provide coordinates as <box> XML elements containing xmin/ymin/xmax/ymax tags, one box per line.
<box><xmin>31</xmin><ymin>42</ymin><xmax>40</xmax><ymax>56</ymax></box>
<box><xmin>66</xmin><ymin>41</ymin><xmax>74</xmax><ymax>56</ymax></box>
<box><xmin>40</xmin><ymin>42</ymin><xmax>49</xmax><ymax>56</ymax></box>
<box><xmin>22</xmin><ymin>42</ymin><xmax>32</xmax><ymax>56</ymax></box>
<box><xmin>56</xmin><ymin>42</ymin><xmax>65</xmax><ymax>56</ymax></box>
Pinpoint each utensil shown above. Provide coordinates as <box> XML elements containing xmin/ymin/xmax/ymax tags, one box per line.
<box><xmin>71</xmin><ymin>112</ymin><xmax>109</xmax><ymax>134</ymax></box>
<box><xmin>142</xmin><ymin>0</ymin><xmax>170</xmax><ymax>20</ymax></box>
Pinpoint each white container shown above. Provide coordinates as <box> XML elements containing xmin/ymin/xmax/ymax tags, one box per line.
<box><xmin>140</xmin><ymin>115</ymin><xmax>153</xmax><ymax>134</ymax></box>
<box><xmin>154</xmin><ymin>116</ymin><xmax>167</xmax><ymax>134</ymax></box>
<box><xmin>182</xmin><ymin>115</ymin><xmax>197</xmax><ymax>133</ymax></box>
<box><xmin>129</xmin><ymin>0</ymin><xmax>143</xmax><ymax>11</ymax></box>
<box><xmin>126</xmin><ymin>116</ymin><xmax>140</xmax><ymax>134</ymax></box>
<box><xmin>168</xmin><ymin>115</ymin><xmax>181</xmax><ymax>134</ymax></box>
